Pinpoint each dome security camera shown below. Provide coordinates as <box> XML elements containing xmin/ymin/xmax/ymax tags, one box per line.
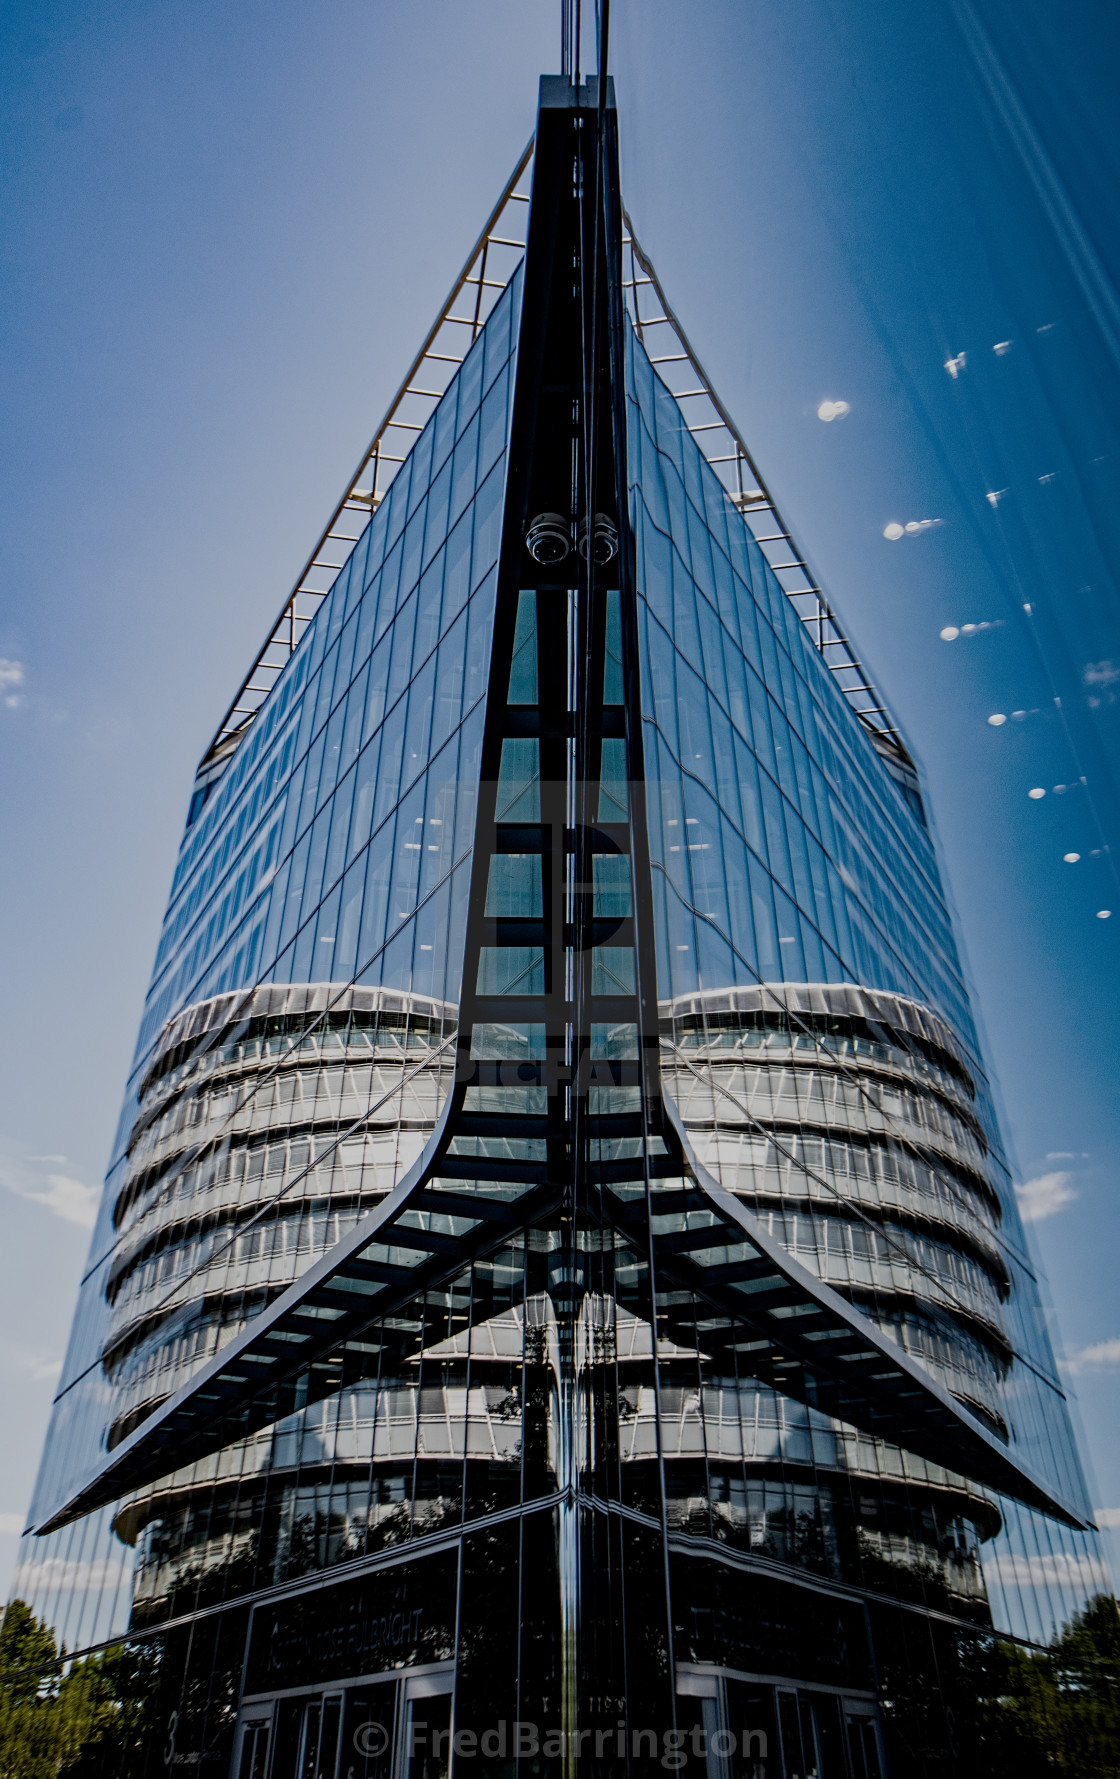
<box><xmin>578</xmin><ymin>513</ymin><xmax>618</xmax><ymax>565</ymax></box>
<box><xmin>525</xmin><ymin>512</ymin><xmax>571</xmax><ymax>564</ymax></box>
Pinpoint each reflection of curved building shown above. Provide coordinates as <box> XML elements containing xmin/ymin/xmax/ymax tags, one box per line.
<box><xmin>660</xmin><ymin>983</ymin><xmax>1009</xmax><ymax>1610</ymax></box>
<box><xmin>662</xmin><ymin>985</ymin><xmax>1010</xmax><ymax>1427</ymax></box>
<box><xmin>107</xmin><ymin>985</ymin><xmax>454</xmax><ymax>1606</ymax></box>
<box><xmin>119</xmin><ymin>978</ymin><xmax>998</xmax><ymax>1626</ymax></box>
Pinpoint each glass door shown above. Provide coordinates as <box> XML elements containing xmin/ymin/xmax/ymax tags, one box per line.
<box><xmin>237</xmin><ymin>1717</ymin><xmax>272</xmax><ymax>1779</ymax></box>
<box><xmin>267</xmin><ymin>1694</ymin><xmax>344</xmax><ymax>1779</ymax></box>
<box><xmin>844</xmin><ymin>1707</ymin><xmax>883</xmax><ymax>1779</ymax></box>
<box><xmin>399</xmin><ymin>1678</ymin><xmax>453</xmax><ymax>1779</ymax></box>
<box><xmin>340</xmin><ymin>1684</ymin><xmax>398</xmax><ymax>1779</ymax></box>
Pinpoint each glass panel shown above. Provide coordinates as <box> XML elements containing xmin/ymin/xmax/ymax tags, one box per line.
<box><xmin>318</xmin><ymin>1696</ymin><xmax>342</xmax><ymax>1779</ymax></box>
<box><xmin>592</xmin><ymin>852</ymin><xmax>633</xmax><ymax>916</ymax></box>
<box><xmin>508</xmin><ymin>590</ymin><xmax>538</xmax><ymax>703</ymax></box>
<box><xmin>299</xmin><ymin>1701</ymin><xmax>323</xmax><ymax>1779</ymax></box>
<box><xmin>238</xmin><ymin>1722</ymin><xmax>271</xmax><ymax>1779</ymax></box>
<box><xmin>495</xmin><ymin>738</ymin><xmax>541</xmax><ymax>822</ymax></box>
<box><xmin>476</xmin><ymin>947</ymin><xmax>546</xmax><ymax>995</ymax></box>
<box><xmin>776</xmin><ymin>1693</ymin><xmax>803</xmax><ymax>1779</ymax></box>
<box><xmin>603</xmin><ymin>588</ymin><xmax>624</xmax><ymax>703</ymax></box>
<box><xmin>809</xmin><ymin>1695</ymin><xmax>845</xmax><ymax>1779</ymax></box>
<box><xmin>484</xmin><ymin>853</ymin><xmax>543</xmax><ymax>917</ymax></box>
<box><xmin>342</xmin><ymin>1688</ymin><xmax>397</xmax><ymax>1779</ymax></box>
<box><xmin>591</xmin><ymin>946</ymin><xmax>637</xmax><ymax>995</ymax></box>
<box><xmin>405</xmin><ymin>1692</ymin><xmax>452</xmax><ymax>1779</ymax></box>
<box><xmin>272</xmin><ymin>1700</ymin><xmax>305</xmax><ymax>1779</ymax></box>
<box><xmin>726</xmin><ymin>1681</ymin><xmax>778</xmax><ymax>1779</ymax></box>
<box><xmin>598</xmin><ymin>736</ymin><xmax>629</xmax><ymax>821</ymax></box>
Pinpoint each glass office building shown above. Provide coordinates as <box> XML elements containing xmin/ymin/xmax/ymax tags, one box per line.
<box><xmin>9</xmin><ymin>73</ymin><xmax>1109</xmax><ymax>1779</ymax></box>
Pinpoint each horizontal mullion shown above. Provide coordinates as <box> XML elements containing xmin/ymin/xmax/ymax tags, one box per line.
<box><xmin>479</xmin><ymin>919</ymin><xmax>549</xmax><ymax>946</ymax></box>
<box><xmin>456</xmin><ymin>1112</ymin><xmax>551</xmax><ymax>1139</ymax></box>
<box><xmin>434</xmin><ymin>1154</ymin><xmax>550</xmax><ymax>1184</ymax></box>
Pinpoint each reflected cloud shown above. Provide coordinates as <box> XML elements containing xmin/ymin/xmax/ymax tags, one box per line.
<box><xmin>939</xmin><ymin>619</ymin><xmax>1004</xmax><ymax>639</ymax></box>
<box><xmin>1084</xmin><ymin>659</ymin><xmax>1119</xmax><ymax>710</ymax></box>
<box><xmin>984</xmin><ymin>1548</ymin><xmax>1111</xmax><ymax>1590</ymax></box>
<box><xmin>884</xmin><ymin>518</ymin><xmax>942</xmax><ymax>539</ymax></box>
<box><xmin>10</xmin><ymin>1554</ymin><xmax>130</xmax><ymax>1596</ymax></box>
<box><xmin>944</xmin><ymin>352</ymin><xmax>967</xmax><ymax>378</ymax></box>
<box><xmin>817</xmin><ymin>399</ymin><xmax>850</xmax><ymax>421</ymax></box>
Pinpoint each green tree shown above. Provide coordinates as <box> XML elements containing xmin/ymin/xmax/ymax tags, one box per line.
<box><xmin>0</xmin><ymin>1600</ymin><xmax>64</xmax><ymax>1779</ymax></box>
<box><xmin>0</xmin><ymin>1599</ymin><xmax>159</xmax><ymax>1779</ymax></box>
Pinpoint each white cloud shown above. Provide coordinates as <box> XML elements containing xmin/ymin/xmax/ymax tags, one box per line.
<box><xmin>945</xmin><ymin>352</ymin><xmax>967</xmax><ymax>378</ymax></box>
<box><xmin>0</xmin><ymin>1148</ymin><xmax>99</xmax><ymax>1229</ymax></box>
<box><xmin>1064</xmin><ymin>1337</ymin><xmax>1120</xmax><ymax>1375</ymax></box>
<box><xmin>0</xmin><ymin>659</ymin><xmax>24</xmax><ymax>709</ymax></box>
<box><xmin>1015</xmin><ymin>1170</ymin><xmax>1075</xmax><ymax>1221</ymax></box>
<box><xmin>0</xmin><ymin>1513</ymin><xmax>26</xmax><ymax>1535</ymax></box>
<box><xmin>6</xmin><ymin>1345</ymin><xmax>63</xmax><ymax>1385</ymax></box>
<box><xmin>817</xmin><ymin>399</ymin><xmax>850</xmax><ymax>422</ymax></box>
<box><xmin>27</xmin><ymin>1173</ymin><xmax>98</xmax><ymax>1227</ymax></box>
<box><xmin>1095</xmin><ymin>1508</ymin><xmax>1120</xmax><ymax>1529</ymax></box>
<box><xmin>884</xmin><ymin>518</ymin><xmax>942</xmax><ymax>540</ymax></box>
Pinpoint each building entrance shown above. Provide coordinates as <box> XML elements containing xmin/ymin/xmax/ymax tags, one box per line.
<box><xmin>233</xmin><ymin>1670</ymin><xmax>454</xmax><ymax>1779</ymax></box>
<box><xmin>677</xmin><ymin>1667</ymin><xmax>884</xmax><ymax>1779</ymax></box>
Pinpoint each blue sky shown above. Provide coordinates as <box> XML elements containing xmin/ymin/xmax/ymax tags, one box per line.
<box><xmin>1</xmin><ymin>0</ymin><xmax>1117</xmax><ymax>1600</ymax></box>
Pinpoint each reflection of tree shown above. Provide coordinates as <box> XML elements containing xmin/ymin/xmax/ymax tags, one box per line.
<box><xmin>981</xmin><ymin>1595</ymin><xmax>1120</xmax><ymax>1776</ymax></box>
<box><xmin>0</xmin><ymin>1599</ymin><xmax>159</xmax><ymax>1778</ymax></box>
<box><xmin>875</xmin><ymin>1593</ymin><xmax>1120</xmax><ymax>1777</ymax></box>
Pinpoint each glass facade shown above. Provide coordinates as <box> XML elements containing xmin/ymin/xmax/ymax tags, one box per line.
<box><xmin>6</xmin><ymin>72</ymin><xmax>1110</xmax><ymax>1779</ymax></box>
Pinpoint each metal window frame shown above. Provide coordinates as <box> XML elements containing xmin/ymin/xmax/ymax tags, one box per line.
<box><xmin>197</xmin><ymin>140</ymin><xmax>536</xmax><ymax>773</ymax></box>
<box><xmin>621</xmin><ymin>219</ymin><xmax>909</xmax><ymax>757</ymax></box>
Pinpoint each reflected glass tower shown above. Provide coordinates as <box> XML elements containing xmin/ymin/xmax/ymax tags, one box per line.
<box><xmin>10</xmin><ymin>71</ymin><xmax>1109</xmax><ymax>1779</ymax></box>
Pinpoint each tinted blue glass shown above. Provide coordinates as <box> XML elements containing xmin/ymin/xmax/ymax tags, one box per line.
<box><xmin>19</xmin><ymin>267</ymin><xmax>524</xmax><ymax>1637</ymax></box>
<box><xmin>626</xmin><ymin>320</ymin><xmax>1101</xmax><ymax>1644</ymax></box>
